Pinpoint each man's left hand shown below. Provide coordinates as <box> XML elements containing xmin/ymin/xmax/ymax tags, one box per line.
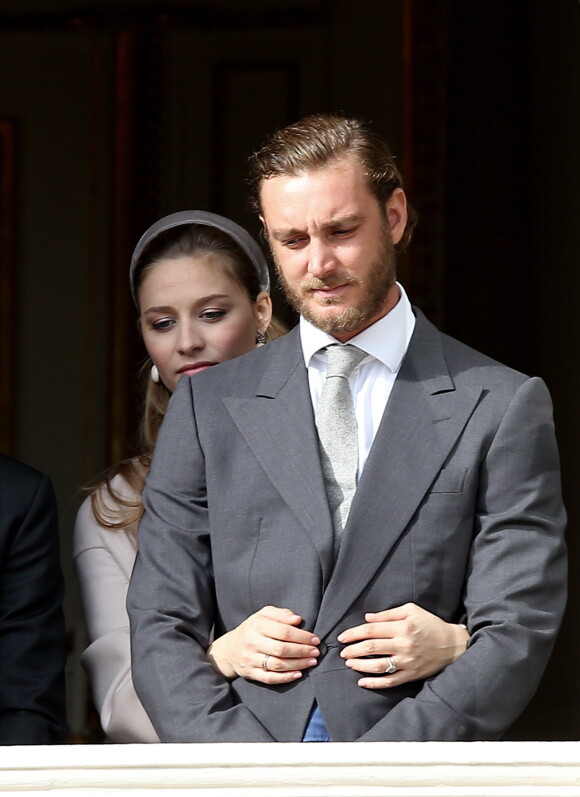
<box><xmin>337</xmin><ymin>603</ymin><xmax>469</xmax><ymax>689</ymax></box>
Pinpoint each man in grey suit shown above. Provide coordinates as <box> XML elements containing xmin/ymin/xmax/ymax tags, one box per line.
<box><xmin>128</xmin><ymin>113</ymin><xmax>567</xmax><ymax>742</ymax></box>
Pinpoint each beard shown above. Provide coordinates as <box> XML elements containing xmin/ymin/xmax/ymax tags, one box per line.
<box><xmin>274</xmin><ymin>227</ymin><xmax>397</xmax><ymax>335</ymax></box>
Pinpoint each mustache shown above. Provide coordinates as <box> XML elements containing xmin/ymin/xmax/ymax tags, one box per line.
<box><xmin>301</xmin><ymin>274</ymin><xmax>356</xmax><ymax>291</ymax></box>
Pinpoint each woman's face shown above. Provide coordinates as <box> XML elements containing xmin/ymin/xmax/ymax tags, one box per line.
<box><xmin>138</xmin><ymin>253</ymin><xmax>271</xmax><ymax>393</ymax></box>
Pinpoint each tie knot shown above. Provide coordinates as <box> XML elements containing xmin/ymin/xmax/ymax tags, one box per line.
<box><xmin>324</xmin><ymin>344</ymin><xmax>366</xmax><ymax>379</ymax></box>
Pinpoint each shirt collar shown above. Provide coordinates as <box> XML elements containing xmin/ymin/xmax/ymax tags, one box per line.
<box><xmin>299</xmin><ymin>282</ymin><xmax>416</xmax><ymax>373</ymax></box>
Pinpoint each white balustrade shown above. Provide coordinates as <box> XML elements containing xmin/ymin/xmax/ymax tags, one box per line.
<box><xmin>1</xmin><ymin>742</ymin><xmax>580</xmax><ymax>795</ymax></box>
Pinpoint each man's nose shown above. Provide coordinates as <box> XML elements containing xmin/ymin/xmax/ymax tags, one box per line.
<box><xmin>307</xmin><ymin>239</ymin><xmax>336</xmax><ymax>278</ymax></box>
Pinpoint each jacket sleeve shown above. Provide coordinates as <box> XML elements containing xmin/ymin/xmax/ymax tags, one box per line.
<box><xmin>74</xmin><ymin>489</ymin><xmax>159</xmax><ymax>742</ymax></box>
<box><xmin>127</xmin><ymin>376</ymin><xmax>275</xmax><ymax>742</ymax></box>
<box><xmin>358</xmin><ymin>377</ymin><xmax>567</xmax><ymax>741</ymax></box>
<box><xmin>0</xmin><ymin>469</ymin><xmax>66</xmax><ymax>744</ymax></box>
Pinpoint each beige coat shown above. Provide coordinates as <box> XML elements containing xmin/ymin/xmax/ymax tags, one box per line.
<box><xmin>74</xmin><ymin>476</ymin><xmax>159</xmax><ymax>742</ymax></box>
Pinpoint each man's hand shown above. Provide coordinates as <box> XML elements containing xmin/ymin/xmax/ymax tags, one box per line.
<box><xmin>208</xmin><ymin>606</ymin><xmax>320</xmax><ymax>684</ymax></box>
<box><xmin>337</xmin><ymin>603</ymin><xmax>469</xmax><ymax>689</ymax></box>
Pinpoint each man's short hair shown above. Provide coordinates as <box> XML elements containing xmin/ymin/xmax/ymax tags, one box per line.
<box><xmin>248</xmin><ymin>113</ymin><xmax>417</xmax><ymax>253</ymax></box>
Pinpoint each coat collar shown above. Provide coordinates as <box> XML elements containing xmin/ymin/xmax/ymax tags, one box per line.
<box><xmin>224</xmin><ymin>328</ymin><xmax>336</xmax><ymax>587</ymax></box>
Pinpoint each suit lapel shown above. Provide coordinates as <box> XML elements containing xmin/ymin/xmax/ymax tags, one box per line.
<box><xmin>224</xmin><ymin>329</ymin><xmax>335</xmax><ymax>585</ymax></box>
<box><xmin>315</xmin><ymin>312</ymin><xmax>483</xmax><ymax>637</ymax></box>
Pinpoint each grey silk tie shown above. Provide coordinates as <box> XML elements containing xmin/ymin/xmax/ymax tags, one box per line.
<box><xmin>315</xmin><ymin>344</ymin><xmax>366</xmax><ymax>553</ymax></box>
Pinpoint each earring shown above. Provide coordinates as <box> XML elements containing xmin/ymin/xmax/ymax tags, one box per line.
<box><xmin>256</xmin><ymin>331</ymin><xmax>266</xmax><ymax>345</ymax></box>
<box><xmin>151</xmin><ymin>364</ymin><xmax>160</xmax><ymax>383</ymax></box>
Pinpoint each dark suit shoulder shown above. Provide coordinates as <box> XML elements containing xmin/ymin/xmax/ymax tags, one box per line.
<box><xmin>0</xmin><ymin>454</ymin><xmax>54</xmax><ymax>515</ymax></box>
<box><xmin>0</xmin><ymin>455</ymin><xmax>58</xmax><ymax>557</ymax></box>
<box><xmin>0</xmin><ymin>452</ymin><xmax>47</xmax><ymax>482</ymax></box>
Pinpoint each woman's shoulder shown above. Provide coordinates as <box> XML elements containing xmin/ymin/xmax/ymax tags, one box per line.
<box><xmin>91</xmin><ymin>470</ymin><xmax>140</xmax><ymax>511</ymax></box>
<box><xmin>74</xmin><ymin>467</ymin><xmax>142</xmax><ymax>554</ymax></box>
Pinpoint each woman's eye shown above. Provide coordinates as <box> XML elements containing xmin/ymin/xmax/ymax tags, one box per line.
<box><xmin>152</xmin><ymin>318</ymin><xmax>174</xmax><ymax>331</ymax></box>
<box><xmin>200</xmin><ymin>309</ymin><xmax>227</xmax><ymax>321</ymax></box>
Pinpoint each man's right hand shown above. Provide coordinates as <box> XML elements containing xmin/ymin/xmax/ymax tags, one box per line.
<box><xmin>207</xmin><ymin>606</ymin><xmax>320</xmax><ymax>684</ymax></box>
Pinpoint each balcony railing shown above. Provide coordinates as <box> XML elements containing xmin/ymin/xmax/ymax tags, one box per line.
<box><xmin>1</xmin><ymin>742</ymin><xmax>580</xmax><ymax>795</ymax></box>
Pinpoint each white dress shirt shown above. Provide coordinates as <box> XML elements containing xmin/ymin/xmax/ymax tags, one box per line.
<box><xmin>300</xmin><ymin>282</ymin><xmax>416</xmax><ymax>478</ymax></box>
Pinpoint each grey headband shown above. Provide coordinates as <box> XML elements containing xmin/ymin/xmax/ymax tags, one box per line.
<box><xmin>129</xmin><ymin>210</ymin><xmax>270</xmax><ymax>303</ymax></box>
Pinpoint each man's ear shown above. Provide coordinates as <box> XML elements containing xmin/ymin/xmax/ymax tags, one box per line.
<box><xmin>385</xmin><ymin>188</ymin><xmax>408</xmax><ymax>246</ymax></box>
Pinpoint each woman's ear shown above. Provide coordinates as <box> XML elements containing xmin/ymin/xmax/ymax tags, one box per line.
<box><xmin>255</xmin><ymin>290</ymin><xmax>273</xmax><ymax>333</ymax></box>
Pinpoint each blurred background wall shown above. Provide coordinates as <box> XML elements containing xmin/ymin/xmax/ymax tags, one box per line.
<box><xmin>0</xmin><ymin>0</ymin><xmax>578</xmax><ymax>740</ymax></box>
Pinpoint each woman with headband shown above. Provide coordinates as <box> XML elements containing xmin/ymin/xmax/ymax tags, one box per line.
<box><xmin>74</xmin><ymin>211</ymin><xmax>286</xmax><ymax>741</ymax></box>
<box><xmin>74</xmin><ymin>210</ymin><xmax>468</xmax><ymax>743</ymax></box>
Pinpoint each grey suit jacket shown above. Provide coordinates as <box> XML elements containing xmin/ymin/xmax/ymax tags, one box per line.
<box><xmin>127</xmin><ymin>310</ymin><xmax>567</xmax><ymax>742</ymax></box>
